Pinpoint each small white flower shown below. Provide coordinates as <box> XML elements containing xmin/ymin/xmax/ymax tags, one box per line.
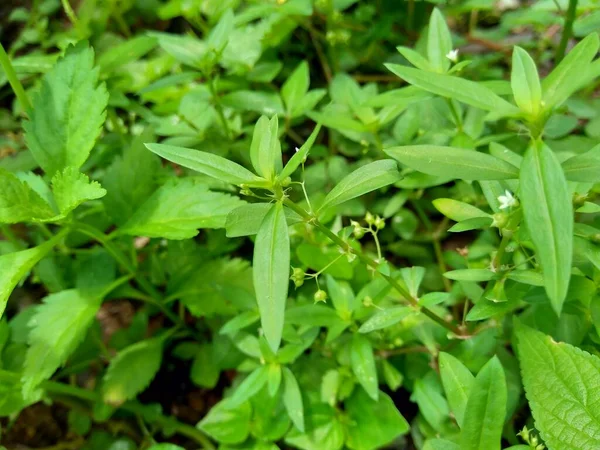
<box><xmin>446</xmin><ymin>49</ymin><xmax>459</xmax><ymax>63</ymax></box>
<box><xmin>498</xmin><ymin>190</ymin><xmax>517</xmax><ymax>210</ymax></box>
<box><xmin>295</xmin><ymin>147</ymin><xmax>300</xmax><ymax>153</ymax></box>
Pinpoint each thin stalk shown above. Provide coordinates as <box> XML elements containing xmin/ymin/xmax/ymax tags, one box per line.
<box><xmin>555</xmin><ymin>0</ymin><xmax>578</xmax><ymax>63</ymax></box>
<box><xmin>493</xmin><ymin>231</ymin><xmax>512</xmax><ymax>272</ymax></box>
<box><xmin>0</xmin><ymin>43</ymin><xmax>32</xmax><ymax>112</ymax></box>
<box><xmin>283</xmin><ymin>199</ymin><xmax>463</xmax><ymax>335</ymax></box>
<box><xmin>61</xmin><ymin>0</ymin><xmax>79</xmax><ymax>25</ymax></box>
<box><xmin>0</xmin><ymin>370</ymin><xmax>215</xmax><ymax>449</ymax></box>
<box><xmin>207</xmin><ymin>76</ymin><xmax>231</xmax><ymax>139</ymax></box>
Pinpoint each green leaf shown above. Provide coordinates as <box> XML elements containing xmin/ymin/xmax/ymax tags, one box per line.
<box><xmin>253</xmin><ymin>203</ymin><xmax>290</xmax><ymax>352</ymax></box>
<box><xmin>120</xmin><ymin>179</ymin><xmax>244</xmax><ymax>240</ymax></box>
<box><xmin>249</xmin><ymin>116</ymin><xmax>282</xmax><ymax>180</ymax></box>
<box><xmin>516</xmin><ymin>323</ymin><xmax>600</xmax><ymax>450</ymax></box>
<box><xmin>229</xmin><ymin>366</ymin><xmax>269</xmax><ymax>407</ymax></box>
<box><xmin>511</xmin><ymin>47</ymin><xmax>542</xmax><ymax>116</ymax></box>
<box><xmin>397</xmin><ymin>46</ymin><xmax>433</xmax><ymax>71</ymax></box>
<box><xmin>423</xmin><ymin>439</ymin><xmax>461</xmax><ymax>450</ymax></box>
<box><xmin>0</xmin><ymin>169</ymin><xmax>55</xmax><ymax>223</ymax></box>
<box><xmin>221</xmin><ymin>91</ymin><xmax>284</xmax><ymax>115</ymax></box>
<box><xmin>460</xmin><ymin>356</ymin><xmax>507</xmax><ymax>450</ymax></box>
<box><xmin>385</xmin><ymin>64</ymin><xmax>519</xmax><ymax>114</ymax></box>
<box><xmin>358</xmin><ymin>306</ymin><xmax>414</xmax><ymax>333</ymax></box>
<box><xmin>198</xmin><ymin>398</ymin><xmax>252</xmax><ymax>444</ymax></box>
<box><xmin>51</xmin><ymin>167</ymin><xmax>106</xmax><ymax>216</ymax></box>
<box><xmin>282</xmin><ymin>61</ymin><xmax>310</xmax><ymax>115</ymax></box>
<box><xmin>145</xmin><ymin>143</ymin><xmax>267</xmax><ymax>187</ymax></box>
<box><xmin>226</xmin><ymin>203</ymin><xmax>302</xmax><ymax>238</ymax></box>
<box><xmin>444</xmin><ymin>269</ymin><xmax>495</xmax><ymax>282</ymax></box>
<box><xmin>97</xmin><ymin>35</ymin><xmax>157</xmax><ymax>73</ymax></box>
<box><xmin>152</xmin><ymin>32</ymin><xmax>208</xmax><ymax>69</ymax></box>
<box><xmin>385</xmin><ymin>145</ymin><xmax>519</xmax><ymax>180</ymax></box>
<box><xmin>350</xmin><ymin>334</ymin><xmax>378</xmax><ymax>401</ymax></box>
<box><xmin>0</xmin><ymin>237</ymin><xmax>61</xmax><ymax>318</ymax></box>
<box><xmin>561</xmin><ymin>143</ymin><xmax>600</xmax><ymax>183</ymax></box>
<box><xmin>279</xmin><ymin>123</ymin><xmax>321</xmax><ymax>180</ymax></box>
<box><xmin>206</xmin><ymin>9</ymin><xmax>234</xmax><ymax>53</ymax></box>
<box><xmin>520</xmin><ymin>143</ymin><xmax>573</xmax><ymax>314</ymax></box>
<box><xmin>319</xmin><ymin>160</ymin><xmax>402</xmax><ymax>212</ymax></box>
<box><xmin>23</xmin><ymin>42</ymin><xmax>108</xmax><ymax>175</ymax></box>
<box><xmin>191</xmin><ymin>343</ymin><xmax>219</xmax><ymax>388</ymax></box>
<box><xmin>22</xmin><ymin>290</ymin><xmax>101</xmax><ymax>395</ymax></box>
<box><xmin>439</xmin><ymin>352</ymin><xmax>475</xmax><ymax>428</ymax></box>
<box><xmin>102</xmin><ymin>337</ymin><xmax>163</xmax><ymax>405</ymax></box>
<box><xmin>147</xmin><ymin>445</ymin><xmax>185</xmax><ymax>450</ymax></box>
<box><xmin>542</xmin><ymin>33</ymin><xmax>600</xmax><ymax>109</ymax></box>
<box><xmin>345</xmin><ymin>388</ymin><xmax>409</xmax><ymax>450</ymax></box>
<box><xmin>433</xmin><ymin>198</ymin><xmax>491</xmax><ymax>222</ymax></box>
<box><xmin>427</xmin><ymin>8</ymin><xmax>452</xmax><ymax>73</ymax></box>
<box><xmin>282</xmin><ymin>367</ymin><xmax>305</xmax><ymax>432</ymax></box>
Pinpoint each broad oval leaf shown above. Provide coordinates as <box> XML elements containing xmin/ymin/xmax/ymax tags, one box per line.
<box><xmin>318</xmin><ymin>160</ymin><xmax>402</xmax><ymax>212</ymax></box>
<box><xmin>146</xmin><ymin>143</ymin><xmax>266</xmax><ymax>187</ymax></box>
<box><xmin>253</xmin><ymin>203</ymin><xmax>290</xmax><ymax>352</ymax></box>
<box><xmin>460</xmin><ymin>356</ymin><xmax>507</xmax><ymax>450</ymax></box>
<box><xmin>350</xmin><ymin>334</ymin><xmax>379</xmax><ymax>401</ymax></box>
<box><xmin>439</xmin><ymin>352</ymin><xmax>475</xmax><ymax>428</ymax></box>
<box><xmin>358</xmin><ymin>306</ymin><xmax>414</xmax><ymax>333</ymax></box>
<box><xmin>385</xmin><ymin>145</ymin><xmax>519</xmax><ymax>180</ymax></box>
<box><xmin>520</xmin><ymin>143</ymin><xmax>573</xmax><ymax>315</ymax></box>
<box><xmin>516</xmin><ymin>323</ymin><xmax>600</xmax><ymax>450</ymax></box>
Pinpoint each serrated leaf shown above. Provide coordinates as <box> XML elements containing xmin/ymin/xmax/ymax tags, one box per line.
<box><xmin>146</xmin><ymin>143</ymin><xmax>267</xmax><ymax>187</ymax></box>
<box><xmin>427</xmin><ymin>8</ymin><xmax>452</xmax><ymax>73</ymax></box>
<box><xmin>22</xmin><ymin>289</ymin><xmax>101</xmax><ymax>395</ymax></box>
<box><xmin>520</xmin><ymin>143</ymin><xmax>573</xmax><ymax>315</ymax></box>
<box><xmin>120</xmin><ymin>179</ymin><xmax>244</xmax><ymax>239</ymax></box>
<box><xmin>229</xmin><ymin>366</ymin><xmax>269</xmax><ymax>407</ymax></box>
<box><xmin>350</xmin><ymin>334</ymin><xmax>378</xmax><ymax>401</ymax></box>
<box><xmin>51</xmin><ymin>167</ymin><xmax>106</xmax><ymax>216</ymax></box>
<box><xmin>283</xmin><ymin>367</ymin><xmax>305</xmax><ymax>432</ymax></box>
<box><xmin>561</xmin><ymin>143</ymin><xmax>600</xmax><ymax>183</ymax></box>
<box><xmin>516</xmin><ymin>323</ymin><xmax>600</xmax><ymax>450</ymax></box>
<box><xmin>385</xmin><ymin>145</ymin><xmax>519</xmax><ymax>180</ymax></box>
<box><xmin>102</xmin><ymin>337</ymin><xmax>163</xmax><ymax>405</ymax></box>
<box><xmin>439</xmin><ymin>352</ymin><xmax>475</xmax><ymax>428</ymax></box>
<box><xmin>0</xmin><ymin>169</ymin><xmax>55</xmax><ymax>223</ymax></box>
<box><xmin>253</xmin><ymin>203</ymin><xmax>290</xmax><ymax>352</ymax></box>
<box><xmin>358</xmin><ymin>306</ymin><xmax>414</xmax><ymax>333</ymax></box>
<box><xmin>385</xmin><ymin>64</ymin><xmax>519</xmax><ymax>114</ymax></box>
<box><xmin>460</xmin><ymin>356</ymin><xmax>506</xmax><ymax>450</ymax></box>
<box><xmin>279</xmin><ymin>123</ymin><xmax>321</xmax><ymax>180</ymax></box>
<box><xmin>0</xmin><ymin>237</ymin><xmax>61</xmax><ymax>318</ymax></box>
<box><xmin>511</xmin><ymin>47</ymin><xmax>541</xmax><ymax>116</ymax></box>
<box><xmin>319</xmin><ymin>160</ymin><xmax>402</xmax><ymax>212</ymax></box>
<box><xmin>24</xmin><ymin>42</ymin><xmax>108</xmax><ymax>175</ymax></box>
<box><xmin>198</xmin><ymin>398</ymin><xmax>252</xmax><ymax>444</ymax></box>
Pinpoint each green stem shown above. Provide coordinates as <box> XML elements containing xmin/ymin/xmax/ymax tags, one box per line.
<box><xmin>0</xmin><ymin>42</ymin><xmax>32</xmax><ymax>113</ymax></box>
<box><xmin>283</xmin><ymin>199</ymin><xmax>462</xmax><ymax>335</ymax></box>
<box><xmin>207</xmin><ymin>75</ymin><xmax>231</xmax><ymax>139</ymax></box>
<box><xmin>0</xmin><ymin>370</ymin><xmax>215</xmax><ymax>449</ymax></box>
<box><xmin>556</xmin><ymin>0</ymin><xmax>578</xmax><ymax>63</ymax></box>
<box><xmin>493</xmin><ymin>231</ymin><xmax>512</xmax><ymax>271</ymax></box>
<box><xmin>61</xmin><ymin>0</ymin><xmax>79</xmax><ymax>25</ymax></box>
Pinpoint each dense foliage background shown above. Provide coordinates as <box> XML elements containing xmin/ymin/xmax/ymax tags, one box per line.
<box><xmin>1</xmin><ymin>0</ymin><xmax>600</xmax><ymax>449</ymax></box>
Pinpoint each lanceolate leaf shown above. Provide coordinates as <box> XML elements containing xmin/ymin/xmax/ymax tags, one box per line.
<box><xmin>385</xmin><ymin>145</ymin><xmax>519</xmax><ymax>180</ymax></box>
<box><xmin>433</xmin><ymin>198</ymin><xmax>491</xmax><ymax>222</ymax></box>
<box><xmin>358</xmin><ymin>306</ymin><xmax>414</xmax><ymax>333</ymax></box>
<box><xmin>511</xmin><ymin>47</ymin><xmax>542</xmax><ymax>116</ymax></box>
<box><xmin>282</xmin><ymin>367</ymin><xmax>305</xmax><ymax>432</ymax></box>
<box><xmin>439</xmin><ymin>352</ymin><xmax>475</xmax><ymax>428</ymax></box>
<box><xmin>350</xmin><ymin>334</ymin><xmax>379</xmax><ymax>401</ymax></box>
<box><xmin>146</xmin><ymin>143</ymin><xmax>267</xmax><ymax>187</ymax></box>
<box><xmin>249</xmin><ymin>116</ymin><xmax>282</xmax><ymax>180</ymax></box>
<box><xmin>229</xmin><ymin>366</ymin><xmax>269</xmax><ymax>407</ymax></box>
<box><xmin>561</xmin><ymin>143</ymin><xmax>600</xmax><ymax>183</ymax></box>
<box><xmin>253</xmin><ymin>202</ymin><xmax>290</xmax><ymax>352</ymax></box>
<box><xmin>520</xmin><ymin>143</ymin><xmax>573</xmax><ymax>315</ymax></box>
<box><xmin>318</xmin><ymin>160</ymin><xmax>402</xmax><ymax>212</ymax></box>
<box><xmin>516</xmin><ymin>323</ymin><xmax>600</xmax><ymax>450</ymax></box>
<box><xmin>279</xmin><ymin>123</ymin><xmax>321</xmax><ymax>180</ymax></box>
<box><xmin>102</xmin><ymin>337</ymin><xmax>163</xmax><ymax>405</ymax></box>
<box><xmin>427</xmin><ymin>8</ymin><xmax>452</xmax><ymax>73</ymax></box>
<box><xmin>22</xmin><ymin>289</ymin><xmax>101</xmax><ymax>396</ymax></box>
<box><xmin>24</xmin><ymin>42</ymin><xmax>108</xmax><ymax>175</ymax></box>
<box><xmin>460</xmin><ymin>356</ymin><xmax>507</xmax><ymax>450</ymax></box>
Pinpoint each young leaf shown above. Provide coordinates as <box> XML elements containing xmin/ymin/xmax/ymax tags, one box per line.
<box><xmin>460</xmin><ymin>356</ymin><xmax>507</xmax><ymax>450</ymax></box>
<box><xmin>279</xmin><ymin>123</ymin><xmax>321</xmax><ymax>180</ymax></box>
<box><xmin>397</xmin><ymin>46</ymin><xmax>434</xmax><ymax>71</ymax></box>
<box><xmin>198</xmin><ymin>398</ymin><xmax>252</xmax><ymax>444</ymax></box>
<box><xmin>385</xmin><ymin>145</ymin><xmax>519</xmax><ymax>180</ymax></box>
<box><xmin>249</xmin><ymin>116</ymin><xmax>282</xmax><ymax>180</ymax></box>
<box><xmin>282</xmin><ymin>61</ymin><xmax>310</xmax><ymax>115</ymax></box>
<box><xmin>350</xmin><ymin>334</ymin><xmax>379</xmax><ymax>401</ymax></box>
<box><xmin>433</xmin><ymin>198</ymin><xmax>491</xmax><ymax>222</ymax></box>
<box><xmin>24</xmin><ymin>42</ymin><xmax>108</xmax><ymax>175</ymax></box>
<box><xmin>385</xmin><ymin>64</ymin><xmax>519</xmax><ymax>114</ymax></box>
<box><xmin>229</xmin><ymin>366</ymin><xmax>269</xmax><ymax>407</ymax></box>
<box><xmin>520</xmin><ymin>143</ymin><xmax>573</xmax><ymax>315</ymax></box>
<box><xmin>51</xmin><ymin>167</ymin><xmax>106</xmax><ymax>216</ymax></box>
<box><xmin>253</xmin><ymin>203</ymin><xmax>290</xmax><ymax>352</ymax></box>
<box><xmin>516</xmin><ymin>323</ymin><xmax>600</xmax><ymax>450</ymax></box>
<box><xmin>511</xmin><ymin>47</ymin><xmax>542</xmax><ymax>116</ymax></box>
<box><xmin>0</xmin><ymin>169</ymin><xmax>55</xmax><ymax>223</ymax></box>
<box><xmin>146</xmin><ymin>143</ymin><xmax>267</xmax><ymax>187</ymax></box>
<box><xmin>439</xmin><ymin>352</ymin><xmax>475</xmax><ymax>428</ymax></box>
<box><xmin>427</xmin><ymin>8</ymin><xmax>452</xmax><ymax>73</ymax></box>
<box><xmin>22</xmin><ymin>290</ymin><xmax>101</xmax><ymax>395</ymax></box>
<box><xmin>0</xmin><ymin>237</ymin><xmax>61</xmax><ymax>318</ymax></box>
<box><xmin>358</xmin><ymin>306</ymin><xmax>414</xmax><ymax>333</ymax></box>
<box><xmin>282</xmin><ymin>367</ymin><xmax>305</xmax><ymax>432</ymax></box>
<box><xmin>542</xmin><ymin>33</ymin><xmax>600</xmax><ymax>109</ymax></box>
<box><xmin>561</xmin><ymin>143</ymin><xmax>600</xmax><ymax>182</ymax></box>
<box><xmin>318</xmin><ymin>160</ymin><xmax>402</xmax><ymax>212</ymax></box>
<box><xmin>102</xmin><ymin>337</ymin><xmax>163</xmax><ymax>405</ymax></box>
<box><xmin>120</xmin><ymin>179</ymin><xmax>244</xmax><ymax>240</ymax></box>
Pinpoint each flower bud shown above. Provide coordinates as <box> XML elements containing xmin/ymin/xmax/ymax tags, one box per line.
<box><xmin>492</xmin><ymin>212</ymin><xmax>509</xmax><ymax>229</ymax></box>
<box><xmin>362</xmin><ymin>296</ymin><xmax>373</xmax><ymax>307</ymax></box>
<box><xmin>374</xmin><ymin>216</ymin><xmax>385</xmax><ymax>230</ymax></box>
<box><xmin>365</xmin><ymin>212</ymin><xmax>375</xmax><ymax>225</ymax></box>
<box><xmin>314</xmin><ymin>289</ymin><xmax>328</xmax><ymax>303</ymax></box>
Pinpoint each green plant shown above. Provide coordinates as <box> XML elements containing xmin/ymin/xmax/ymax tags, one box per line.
<box><xmin>2</xmin><ymin>1</ymin><xmax>600</xmax><ymax>449</ymax></box>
